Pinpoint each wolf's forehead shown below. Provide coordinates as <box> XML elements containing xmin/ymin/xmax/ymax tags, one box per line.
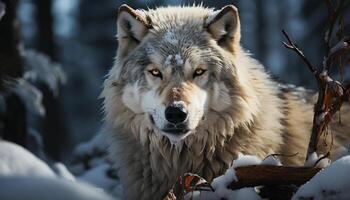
<box><xmin>145</xmin><ymin>40</ymin><xmax>201</xmax><ymax>70</ymax></box>
<box><xmin>144</xmin><ymin>29</ymin><xmax>208</xmax><ymax>67</ymax></box>
<box><xmin>152</xmin><ymin>27</ymin><xmax>205</xmax><ymax>48</ymax></box>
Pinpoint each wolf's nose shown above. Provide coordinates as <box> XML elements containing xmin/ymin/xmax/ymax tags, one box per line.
<box><xmin>165</xmin><ymin>104</ymin><xmax>188</xmax><ymax>124</ymax></box>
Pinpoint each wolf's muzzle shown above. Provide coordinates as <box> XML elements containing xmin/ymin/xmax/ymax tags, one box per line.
<box><xmin>163</xmin><ymin>102</ymin><xmax>189</xmax><ymax>134</ymax></box>
<box><xmin>165</xmin><ymin>103</ymin><xmax>188</xmax><ymax>124</ymax></box>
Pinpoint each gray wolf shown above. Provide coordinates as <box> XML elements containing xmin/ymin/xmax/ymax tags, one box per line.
<box><xmin>101</xmin><ymin>4</ymin><xmax>350</xmax><ymax>200</ymax></box>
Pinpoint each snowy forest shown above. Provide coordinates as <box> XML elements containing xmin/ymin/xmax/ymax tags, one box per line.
<box><xmin>1</xmin><ymin>0</ymin><xmax>350</xmax><ymax>199</ymax></box>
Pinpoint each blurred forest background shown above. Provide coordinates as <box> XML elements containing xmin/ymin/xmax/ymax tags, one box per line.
<box><xmin>1</xmin><ymin>0</ymin><xmax>349</xmax><ymax>162</ymax></box>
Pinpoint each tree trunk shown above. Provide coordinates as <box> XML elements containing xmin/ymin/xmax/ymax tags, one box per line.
<box><xmin>0</xmin><ymin>0</ymin><xmax>23</xmax><ymax>87</ymax></box>
<box><xmin>0</xmin><ymin>0</ymin><xmax>27</xmax><ymax>147</ymax></box>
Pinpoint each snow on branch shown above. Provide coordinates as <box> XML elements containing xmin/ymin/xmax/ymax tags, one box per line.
<box><xmin>0</xmin><ymin>2</ymin><xmax>5</xmax><ymax>20</ymax></box>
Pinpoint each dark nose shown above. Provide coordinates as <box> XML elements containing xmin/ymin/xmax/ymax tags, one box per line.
<box><xmin>165</xmin><ymin>104</ymin><xmax>188</xmax><ymax>124</ymax></box>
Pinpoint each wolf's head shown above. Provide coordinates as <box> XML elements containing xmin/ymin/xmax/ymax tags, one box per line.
<box><xmin>103</xmin><ymin>5</ymin><xmax>259</xmax><ymax>144</ymax></box>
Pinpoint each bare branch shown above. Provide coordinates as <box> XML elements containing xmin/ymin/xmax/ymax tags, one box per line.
<box><xmin>282</xmin><ymin>30</ymin><xmax>318</xmax><ymax>75</ymax></box>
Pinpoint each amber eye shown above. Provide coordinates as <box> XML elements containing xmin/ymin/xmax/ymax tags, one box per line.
<box><xmin>193</xmin><ymin>68</ymin><xmax>207</xmax><ymax>78</ymax></box>
<box><xmin>148</xmin><ymin>69</ymin><xmax>162</xmax><ymax>79</ymax></box>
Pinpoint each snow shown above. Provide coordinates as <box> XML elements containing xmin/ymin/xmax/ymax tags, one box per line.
<box><xmin>23</xmin><ymin>50</ymin><xmax>66</xmax><ymax>97</ymax></box>
<box><xmin>0</xmin><ymin>2</ymin><xmax>4</xmax><ymax>20</ymax></box>
<box><xmin>292</xmin><ymin>155</ymin><xmax>350</xmax><ymax>200</ymax></box>
<box><xmin>0</xmin><ymin>140</ymin><xmax>120</xmax><ymax>199</ymax></box>
<box><xmin>12</xmin><ymin>78</ymin><xmax>45</xmax><ymax>116</ymax></box>
<box><xmin>52</xmin><ymin>163</ymin><xmax>76</xmax><ymax>181</ymax></box>
<box><xmin>261</xmin><ymin>155</ymin><xmax>283</xmax><ymax>166</ymax></box>
<box><xmin>73</xmin><ymin>133</ymin><xmax>107</xmax><ymax>157</ymax></box>
<box><xmin>185</xmin><ymin>154</ymin><xmax>264</xmax><ymax>200</ymax></box>
<box><xmin>175</xmin><ymin>54</ymin><xmax>184</xmax><ymax>66</ymax></box>
<box><xmin>315</xmin><ymin>156</ymin><xmax>331</xmax><ymax>168</ymax></box>
<box><xmin>0</xmin><ymin>140</ymin><xmax>56</xmax><ymax>178</ymax></box>
<box><xmin>305</xmin><ymin>152</ymin><xmax>331</xmax><ymax>168</ymax></box>
<box><xmin>305</xmin><ymin>152</ymin><xmax>319</xmax><ymax>167</ymax></box>
<box><xmin>163</xmin><ymin>31</ymin><xmax>178</xmax><ymax>45</ymax></box>
<box><xmin>78</xmin><ymin>163</ymin><xmax>118</xmax><ymax>191</ymax></box>
<box><xmin>27</xmin><ymin>128</ymin><xmax>46</xmax><ymax>159</ymax></box>
<box><xmin>146</xmin><ymin>43</ymin><xmax>155</xmax><ymax>54</ymax></box>
<box><xmin>209</xmin><ymin>168</ymin><xmax>243</xmax><ymax>200</ymax></box>
<box><xmin>68</xmin><ymin>133</ymin><xmax>122</xmax><ymax>198</ymax></box>
<box><xmin>233</xmin><ymin>154</ymin><xmax>262</xmax><ymax>168</ymax></box>
<box><xmin>0</xmin><ymin>176</ymin><xmax>115</xmax><ymax>200</ymax></box>
<box><xmin>315</xmin><ymin>112</ymin><xmax>327</xmax><ymax>125</ymax></box>
<box><xmin>2</xmin><ymin>131</ymin><xmax>349</xmax><ymax>200</ymax></box>
<box><xmin>70</xmin><ymin>133</ymin><xmax>108</xmax><ymax>175</ymax></box>
<box><xmin>165</xmin><ymin>54</ymin><xmax>184</xmax><ymax>66</ymax></box>
<box><xmin>329</xmin><ymin>39</ymin><xmax>349</xmax><ymax>55</ymax></box>
<box><xmin>165</xmin><ymin>55</ymin><xmax>174</xmax><ymax>66</ymax></box>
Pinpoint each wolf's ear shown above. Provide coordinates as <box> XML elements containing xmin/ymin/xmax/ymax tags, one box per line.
<box><xmin>205</xmin><ymin>5</ymin><xmax>240</xmax><ymax>53</ymax></box>
<box><xmin>117</xmin><ymin>4</ymin><xmax>151</xmax><ymax>58</ymax></box>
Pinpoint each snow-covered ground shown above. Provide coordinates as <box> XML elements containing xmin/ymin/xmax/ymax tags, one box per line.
<box><xmin>185</xmin><ymin>154</ymin><xmax>278</xmax><ymax>200</ymax></box>
<box><xmin>1</xmin><ymin>135</ymin><xmax>350</xmax><ymax>200</ymax></box>
<box><xmin>0</xmin><ymin>140</ymin><xmax>55</xmax><ymax>177</ymax></box>
<box><xmin>293</xmin><ymin>156</ymin><xmax>350</xmax><ymax>200</ymax></box>
<box><xmin>0</xmin><ymin>176</ymin><xmax>114</xmax><ymax>200</ymax></box>
<box><xmin>0</xmin><ymin>140</ymin><xmax>115</xmax><ymax>200</ymax></box>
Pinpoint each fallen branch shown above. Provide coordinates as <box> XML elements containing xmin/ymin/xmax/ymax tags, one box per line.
<box><xmin>282</xmin><ymin>30</ymin><xmax>318</xmax><ymax>75</ymax></box>
<box><xmin>229</xmin><ymin>165</ymin><xmax>321</xmax><ymax>189</ymax></box>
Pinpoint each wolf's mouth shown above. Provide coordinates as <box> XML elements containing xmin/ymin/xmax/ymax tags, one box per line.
<box><xmin>149</xmin><ymin>114</ymin><xmax>190</xmax><ymax>135</ymax></box>
<box><xmin>162</xmin><ymin>128</ymin><xmax>190</xmax><ymax>135</ymax></box>
<box><xmin>162</xmin><ymin>122</ymin><xmax>189</xmax><ymax>135</ymax></box>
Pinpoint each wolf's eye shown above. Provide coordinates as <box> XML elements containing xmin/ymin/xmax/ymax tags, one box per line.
<box><xmin>193</xmin><ymin>68</ymin><xmax>207</xmax><ymax>78</ymax></box>
<box><xmin>148</xmin><ymin>69</ymin><xmax>163</xmax><ymax>79</ymax></box>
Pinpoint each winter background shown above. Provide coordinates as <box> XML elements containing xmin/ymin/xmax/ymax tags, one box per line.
<box><xmin>0</xmin><ymin>0</ymin><xmax>350</xmax><ymax>199</ymax></box>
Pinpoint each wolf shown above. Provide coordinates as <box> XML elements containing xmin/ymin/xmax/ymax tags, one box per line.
<box><xmin>101</xmin><ymin>4</ymin><xmax>350</xmax><ymax>200</ymax></box>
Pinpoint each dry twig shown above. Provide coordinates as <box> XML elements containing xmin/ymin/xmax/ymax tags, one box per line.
<box><xmin>282</xmin><ymin>0</ymin><xmax>350</xmax><ymax>161</ymax></box>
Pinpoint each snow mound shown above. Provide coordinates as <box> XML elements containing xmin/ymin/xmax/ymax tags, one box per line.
<box><xmin>0</xmin><ymin>176</ymin><xmax>115</xmax><ymax>200</ymax></box>
<box><xmin>0</xmin><ymin>140</ymin><xmax>55</xmax><ymax>177</ymax></box>
<box><xmin>292</xmin><ymin>155</ymin><xmax>350</xmax><ymax>200</ymax></box>
<box><xmin>186</xmin><ymin>154</ymin><xmax>264</xmax><ymax>200</ymax></box>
